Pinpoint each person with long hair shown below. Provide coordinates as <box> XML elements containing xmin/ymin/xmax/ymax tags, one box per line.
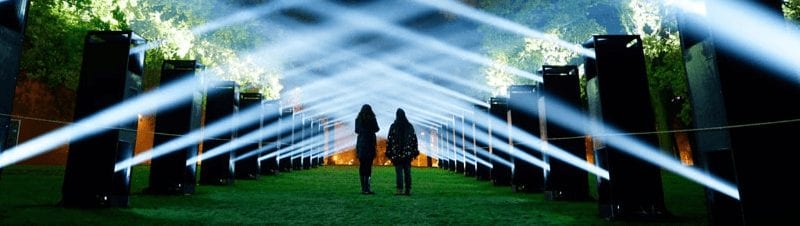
<box><xmin>386</xmin><ymin>108</ymin><xmax>419</xmax><ymax>195</ymax></box>
<box><xmin>355</xmin><ymin>104</ymin><xmax>379</xmax><ymax>195</ymax></box>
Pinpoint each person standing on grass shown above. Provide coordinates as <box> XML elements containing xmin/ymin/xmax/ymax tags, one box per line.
<box><xmin>355</xmin><ymin>104</ymin><xmax>380</xmax><ymax>195</ymax></box>
<box><xmin>386</xmin><ymin>108</ymin><xmax>419</xmax><ymax>196</ymax></box>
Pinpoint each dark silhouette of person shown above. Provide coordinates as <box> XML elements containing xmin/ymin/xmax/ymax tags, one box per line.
<box><xmin>355</xmin><ymin>104</ymin><xmax>379</xmax><ymax>195</ymax></box>
<box><xmin>386</xmin><ymin>108</ymin><xmax>419</xmax><ymax>195</ymax></box>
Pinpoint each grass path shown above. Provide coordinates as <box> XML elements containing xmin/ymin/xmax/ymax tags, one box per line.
<box><xmin>0</xmin><ymin>165</ymin><xmax>706</xmax><ymax>225</ymax></box>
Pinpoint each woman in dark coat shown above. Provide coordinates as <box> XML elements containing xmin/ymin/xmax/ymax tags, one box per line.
<box><xmin>355</xmin><ymin>104</ymin><xmax>379</xmax><ymax>194</ymax></box>
<box><xmin>386</xmin><ymin>108</ymin><xmax>419</xmax><ymax>195</ymax></box>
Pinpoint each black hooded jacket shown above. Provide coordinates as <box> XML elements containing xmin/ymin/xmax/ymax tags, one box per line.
<box><xmin>355</xmin><ymin>105</ymin><xmax>380</xmax><ymax>159</ymax></box>
<box><xmin>386</xmin><ymin>109</ymin><xmax>418</xmax><ymax>162</ymax></box>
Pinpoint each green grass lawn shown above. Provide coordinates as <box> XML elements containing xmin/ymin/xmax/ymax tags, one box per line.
<box><xmin>0</xmin><ymin>165</ymin><xmax>707</xmax><ymax>225</ymax></box>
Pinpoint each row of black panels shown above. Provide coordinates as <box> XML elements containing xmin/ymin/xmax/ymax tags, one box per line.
<box><xmin>436</xmin><ymin>35</ymin><xmax>665</xmax><ymax>220</ymax></box>
<box><xmin>61</xmin><ymin>31</ymin><xmax>328</xmax><ymax>207</ymax></box>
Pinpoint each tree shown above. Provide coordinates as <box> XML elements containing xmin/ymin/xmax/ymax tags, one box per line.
<box><xmin>21</xmin><ymin>0</ymin><xmax>127</xmax><ymax>89</ymax></box>
<box><xmin>477</xmin><ymin>0</ymin><xmax>619</xmax><ymax>96</ymax></box>
<box><xmin>784</xmin><ymin>0</ymin><xmax>800</xmax><ymax>22</ymax></box>
<box><xmin>621</xmin><ymin>0</ymin><xmax>691</xmax><ymax>156</ymax></box>
<box><xmin>20</xmin><ymin>0</ymin><xmax>284</xmax><ymax>99</ymax></box>
<box><xmin>477</xmin><ymin>0</ymin><xmax>692</xmax><ymax>157</ymax></box>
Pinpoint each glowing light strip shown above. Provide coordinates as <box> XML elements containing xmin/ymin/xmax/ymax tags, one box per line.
<box><xmin>669</xmin><ymin>0</ymin><xmax>800</xmax><ymax>84</ymax></box>
<box><xmin>130</xmin><ymin>0</ymin><xmax>307</xmax><ymax>54</ymax></box>
<box><xmin>418</xmin><ymin>93</ymin><xmax>609</xmax><ymax>178</ymax></box>
<box><xmin>534</xmin><ymin>95</ymin><xmax>739</xmax><ymax>199</ymax></box>
<box><xmin>185</xmin><ymin>116</ymin><xmax>300</xmax><ymax>166</ymax></box>
<box><xmin>237</xmin><ymin>142</ymin><xmax>277</xmax><ymax>163</ymax></box>
<box><xmin>411</xmin><ymin>0</ymin><xmax>596</xmax><ymax>58</ymax></box>
<box><xmin>306</xmin><ymin>1</ymin><xmax>543</xmax><ymax>82</ymax></box>
<box><xmin>1</xmin><ymin>76</ymin><xmax>202</xmax><ymax>168</ymax></box>
<box><xmin>472</xmin><ymin>124</ymin><xmax>550</xmax><ymax>171</ymax></box>
<box><xmin>115</xmin><ymin>58</ymin><xmax>388</xmax><ymax>171</ymax></box>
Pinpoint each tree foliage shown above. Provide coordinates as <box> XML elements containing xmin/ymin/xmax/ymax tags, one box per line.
<box><xmin>21</xmin><ymin>0</ymin><xmax>127</xmax><ymax>89</ymax></box>
<box><xmin>477</xmin><ymin>0</ymin><xmax>692</xmax><ymax>154</ymax></box>
<box><xmin>622</xmin><ymin>0</ymin><xmax>691</xmax><ymax>124</ymax></box>
<box><xmin>784</xmin><ymin>0</ymin><xmax>800</xmax><ymax>22</ymax></box>
<box><xmin>21</xmin><ymin>0</ymin><xmax>283</xmax><ymax>99</ymax></box>
<box><xmin>477</xmin><ymin>0</ymin><xmax>689</xmax><ymax>120</ymax></box>
<box><xmin>477</xmin><ymin>0</ymin><xmax>619</xmax><ymax>96</ymax></box>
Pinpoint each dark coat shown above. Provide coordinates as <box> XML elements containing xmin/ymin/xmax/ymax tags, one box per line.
<box><xmin>355</xmin><ymin>112</ymin><xmax>379</xmax><ymax>160</ymax></box>
<box><xmin>386</xmin><ymin>109</ymin><xmax>419</xmax><ymax>162</ymax></box>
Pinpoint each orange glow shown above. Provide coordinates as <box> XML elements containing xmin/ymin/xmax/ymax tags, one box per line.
<box><xmin>585</xmin><ymin>136</ymin><xmax>595</xmax><ymax>164</ymax></box>
<box><xmin>328</xmin><ymin>138</ymin><xmax>434</xmax><ymax>167</ymax></box>
<box><xmin>134</xmin><ymin>114</ymin><xmax>156</xmax><ymax>165</ymax></box>
<box><xmin>675</xmin><ymin>131</ymin><xmax>694</xmax><ymax>166</ymax></box>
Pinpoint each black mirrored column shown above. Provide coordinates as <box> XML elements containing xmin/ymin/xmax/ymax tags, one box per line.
<box><xmin>678</xmin><ymin>1</ymin><xmax>798</xmax><ymax>223</ymax></box>
<box><xmin>147</xmin><ymin>60</ymin><xmax>203</xmax><ymax>195</ymax></box>
<box><xmin>489</xmin><ymin>97</ymin><xmax>511</xmax><ymax>186</ymax></box>
<box><xmin>584</xmin><ymin>35</ymin><xmax>666</xmax><ymax>219</ymax></box>
<box><xmin>259</xmin><ymin>100</ymin><xmax>280</xmax><ymax>175</ymax></box>
<box><xmin>0</xmin><ymin>0</ymin><xmax>30</xmax><ymax>178</ymax></box>
<box><xmin>62</xmin><ymin>31</ymin><xmax>145</xmax><ymax>207</ymax></box>
<box><xmin>199</xmin><ymin>81</ymin><xmax>239</xmax><ymax>185</ymax></box>
<box><xmin>278</xmin><ymin>107</ymin><xmax>293</xmax><ymax>172</ymax></box>
<box><xmin>474</xmin><ymin>104</ymin><xmax>491</xmax><ymax>181</ymax></box>
<box><xmin>508</xmin><ymin>85</ymin><xmax>544</xmax><ymax>193</ymax></box>
<box><xmin>540</xmin><ymin>65</ymin><xmax>590</xmax><ymax>201</ymax></box>
<box><xmin>234</xmin><ymin>93</ymin><xmax>263</xmax><ymax>179</ymax></box>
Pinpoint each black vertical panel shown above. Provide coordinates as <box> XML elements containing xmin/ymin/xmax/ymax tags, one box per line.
<box><xmin>315</xmin><ymin>120</ymin><xmax>324</xmax><ymax>167</ymax></box>
<box><xmin>317</xmin><ymin>120</ymin><xmax>327</xmax><ymax>166</ymax></box>
<box><xmin>278</xmin><ymin>107</ymin><xmax>293</xmax><ymax>172</ymax></box>
<box><xmin>438</xmin><ymin>125</ymin><xmax>447</xmax><ymax>169</ymax></box>
<box><xmin>426</xmin><ymin>127</ymin><xmax>433</xmax><ymax>168</ymax></box>
<box><xmin>259</xmin><ymin>100</ymin><xmax>280</xmax><ymax>175</ymax></box>
<box><xmin>326</xmin><ymin>119</ymin><xmax>335</xmax><ymax>166</ymax></box>
<box><xmin>489</xmin><ymin>97</ymin><xmax>511</xmax><ymax>186</ymax></box>
<box><xmin>455</xmin><ymin>116</ymin><xmax>465</xmax><ymax>173</ymax></box>
<box><xmin>445</xmin><ymin>123</ymin><xmax>452</xmax><ymax>171</ymax></box>
<box><xmin>0</xmin><ymin>0</ymin><xmax>29</xmax><ymax>178</ymax></box>
<box><xmin>302</xmin><ymin>118</ymin><xmax>311</xmax><ymax>169</ymax></box>
<box><xmin>450</xmin><ymin>120</ymin><xmax>458</xmax><ymax>172</ymax></box>
<box><xmin>687</xmin><ymin>1</ymin><xmax>798</xmax><ymax>224</ymax></box>
<box><xmin>677</xmin><ymin>10</ymin><xmax>742</xmax><ymax>225</ymax></box>
<box><xmin>147</xmin><ymin>60</ymin><xmax>203</xmax><ymax>195</ymax></box>
<box><xmin>439</xmin><ymin>124</ymin><xmax>448</xmax><ymax>170</ymax></box>
<box><xmin>540</xmin><ymin>65</ymin><xmax>590</xmax><ymax>201</ymax></box>
<box><xmin>440</xmin><ymin>124</ymin><xmax>446</xmax><ymax>170</ymax></box>
<box><xmin>474</xmin><ymin>104</ymin><xmax>491</xmax><ymax>181</ymax></box>
<box><xmin>310</xmin><ymin>120</ymin><xmax>318</xmax><ymax>167</ymax></box>
<box><xmin>199</xmin><ymin>81</ymin><xmax>239</xmax><ymax>185</ymax></box>
<box><xmin>464</xmin><ymin>111</ymin><xmax>476</xmax><ymax>177</ymax></box>
<box><xmin>584</xmin><ymin>35</ymin><xmax>667</xmax><ymax>219</ymax></box>
<box><xmin>0</xmin><ymin>0</ymin><xmax>29</xmax><ymax>33</ymax></box>
<box><xmin>235</xmin><ymin>93</ymin><xmax>263</xmax><ymax>179</ymax></box>
<box><xmin>446</xmin><ymin>123</ymin><xmax>452</xmax><ymax>171</ymax></box>
<box><xmin>62</xmin><ymin>31</ymin><xmax>145</xmax><ymax>207</ymax></box>
<box><xmin>291</xmin><ymin>113</ymin><xmax>302</xmax><ymax>170</ymax></box>
<box><xmin>316</xmin><ymin>120</ymin><xmax>322</xmax><ymax>167</ymax></box>
<box><xmin>448</xmin><ymin>121</ymin><xmax>456</xmax><ymax>172</ymax></box>
<box><xmin>508</xmin><ymin>85</ymin><xmax>544</xmax><ymax>193</ymax></box>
